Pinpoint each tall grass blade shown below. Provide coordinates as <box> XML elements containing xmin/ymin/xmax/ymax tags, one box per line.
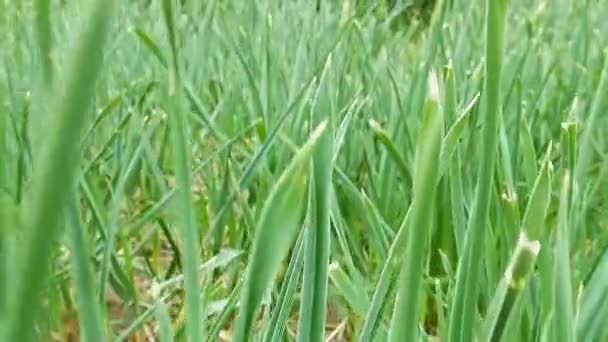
<box><xmin>388</xmin><ymin>70</ymin><xmax>444</xmax><ymax>342</ymax></box>
<box><xmin>448</xmin><ymin>0</ymin><xmax>509</xmax><ymax>341</ymax></box>
<box><xmin>553</xmin><ymin>172</ymin><xmax>574</xmax><ymax>342</ymax></box>
<box><xmin>160</xmin><ymin>0</ymin><xmax>204</xmax><ymax>340</ymax></box>
<box><xmin>298</xmin><ymin>56</ymin><xmax>334</xmax><ymax>342</ymax></box>
<box><xmin>4</xmin><ymin>1</ymin><xmax>114</xmax><ymax>340</ymax></box>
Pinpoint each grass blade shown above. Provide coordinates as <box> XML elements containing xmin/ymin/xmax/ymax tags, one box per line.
<box><xmin>576</xmin><ymin>248</ymin><xmax>608</xmax><ymax>341</ymax></box>
<box><xmin>447</xmin><ymin>1</ymin><xmax>509</xmax><ymax>341</ymax></box>
<box><xmin>359</xmin><ymin>208</ymin><xmax>410</xmax><ymax>342</ymax></box>
<box><xmin>479</xmin><ymin>232</ymin><xmax>541</xmax><ymax>342</ymax></box>
<box><xmin>4</xmin><ymin>1</ymin><xmax>114</xmax><ymax>340</ymax></box>
<box><xmin>66</xmin><ymin>197</ymin><xmax>104</xmax><ymax>342</ymax></box>
<box><xmin>34</xmin><ymin>0</ymin><xmax>53</xmax><ymax>86</ymax></box>
<box><xmin>553</xmin><ymin>172</ymin><xmax>574</xmax><ymax>342</ymax></box>
<box><xmin>388</xmin><ymin>70</ymin><xmax>444</xmax><ymax>342</ymax></box>
<box><xmin>298</xmin><ymin>56</ymin><xmax>335</xmax><ymax>342</ymax></box>
<box><xmin>263</xmin><ymin>230</ymin><xmax>305</xmax><ymax>342</ymax></box>
<box><xmin>156</xmin><ymin>302</ymin><xmax>175</xmax><ymax>342</ymax></box>
<box><xmin>234</xmin><ymin>121</ymin><xmax>329</xmax><ymax>341</ymax></box>
<box><xmin>160</xmin><ymin>0</ymin><xmax>204</xmax><ymax>340</ymax></box>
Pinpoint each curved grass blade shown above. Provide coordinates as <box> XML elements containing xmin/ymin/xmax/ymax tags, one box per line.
<box><xmin>4</xmin><ymin>1</ymin><xmax>114</xmax><ymax>340</ymax></box>
<box><xmin>368</xmin><ymin>119</ymin><xmax>412</xmax><ymax>190</ymax></box>
<box><xmin>234</xmin><ymin>120</ymin><xmax>329</xmax><ymax>341</ymax></box>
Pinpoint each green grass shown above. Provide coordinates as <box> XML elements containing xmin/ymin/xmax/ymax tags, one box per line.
<box><xmin>1</xmin><ymin>0</ymin><xmax>607</xmax><ymax>341</ymax></box>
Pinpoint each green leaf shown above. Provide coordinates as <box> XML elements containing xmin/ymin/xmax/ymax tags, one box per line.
<box><xmin>234</xmin><ymin>121</ymin><xmax>329</xmax><ymax>341</ymax></box>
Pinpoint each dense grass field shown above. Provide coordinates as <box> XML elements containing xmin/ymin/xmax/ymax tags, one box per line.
<box><xmin>1</xmin><ymin>0</ymin><xmax>607</xmax><ymax>341</ymax></box>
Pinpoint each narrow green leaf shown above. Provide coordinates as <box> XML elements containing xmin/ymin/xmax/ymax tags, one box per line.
<box><xmin>66</xmin><ymin>197</ymin><xmax>105</xmax><ymax>342</ymax></box>
<box><xmin>156</xmin><ymin>302</ymin><xmax>175</xmax><ymax>342</ymax></box>
<box><xmin>298</xmin><ymin>55</ymin><xmax>335</xmax><ymax>342</ymax></box>
<box><xmin>34</xmin><ymin>0</ymin><xmax>53</xmax><ymax>86</ymax></box>
<box><xmin>552</xmin><ymin>172</ymin><xmax>574</xmax><ymax>342</ymax></box>
<box><xmin>576</xmin><ymin>248</ymin><xmax>608</xmax><ymax>341</ymax></box>
<box><xmin>264</xmin><ymin>231</ymin><xmax>305</xmax><ymax>342</ymax></box>
<box><xmin>388</xmin><ymin>70</ymin><xmax>444</xmax><ymax>342</ymax></box>
<box><xmin>521</xmin><ymin>143</ymin><xmax>553</xmax><ymax>241</ymax></box>
<box><xmin>234</xmin><ymin>121</ymin><xmax>329</xmax><ymax>341</ymax></box>
<box><xmin>448</xmin><ymin>0</ymin><xmax>510</xmax><ymax>341</ymax></box>
<box><xmin>4</xmin><ymin>1</ymin><xmax>114</xmax><ymax>340</ymax></box>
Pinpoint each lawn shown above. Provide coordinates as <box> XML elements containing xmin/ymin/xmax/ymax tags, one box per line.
<box><xmin>1</xmin><ymin>0</ymin><xmax>607</xmax><ymax>341</ymax></box>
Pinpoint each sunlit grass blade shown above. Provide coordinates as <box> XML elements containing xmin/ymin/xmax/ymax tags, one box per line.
<box><xmin>4</xmin><ymin>1</ymin><xmax>114</xmax><ymax>341</ymax></box>
<box><xmin>447</xmin><ymin>0</ymin><xmax>509</xmax><ymax>341</ymax></box>
<box><xmin>388</xmin><ymin>70</ymin><xmax>444</xmax><ymax>342</ymax></box>
<box><xmin>234</xmin><ymin>120</ymin><xmax>329</xmax><ymax>341</ymax></box>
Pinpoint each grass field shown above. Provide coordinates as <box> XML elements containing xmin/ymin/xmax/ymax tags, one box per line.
<box><xmin>1</xmin><ymin>0</ymin><xmax>607</xmax><ymax>341</ymax></box>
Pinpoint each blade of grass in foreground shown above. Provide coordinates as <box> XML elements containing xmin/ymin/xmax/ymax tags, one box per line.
<box><xmin>4</xmin><ymin>1</ymin><xmax>114</xmax><ymax>341</ymax></box>
<box><xmin>234</xmin><ymin>120</ymin><xmax>329</xmax><ymax>341</ymax></box>
<box><xmin>447</xmin><ymin>0</ymin><xmax>509</xmax><ymax>341</ymax></box>
<box><xmin>160</xmin><ymin>0</ymin><xmax>203</xmax><ymax>339</ymax></box>
<box><xmin>388</xmin><ymin>70</ymin><xmax>444</xmax><ymax>342</ymax></box>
